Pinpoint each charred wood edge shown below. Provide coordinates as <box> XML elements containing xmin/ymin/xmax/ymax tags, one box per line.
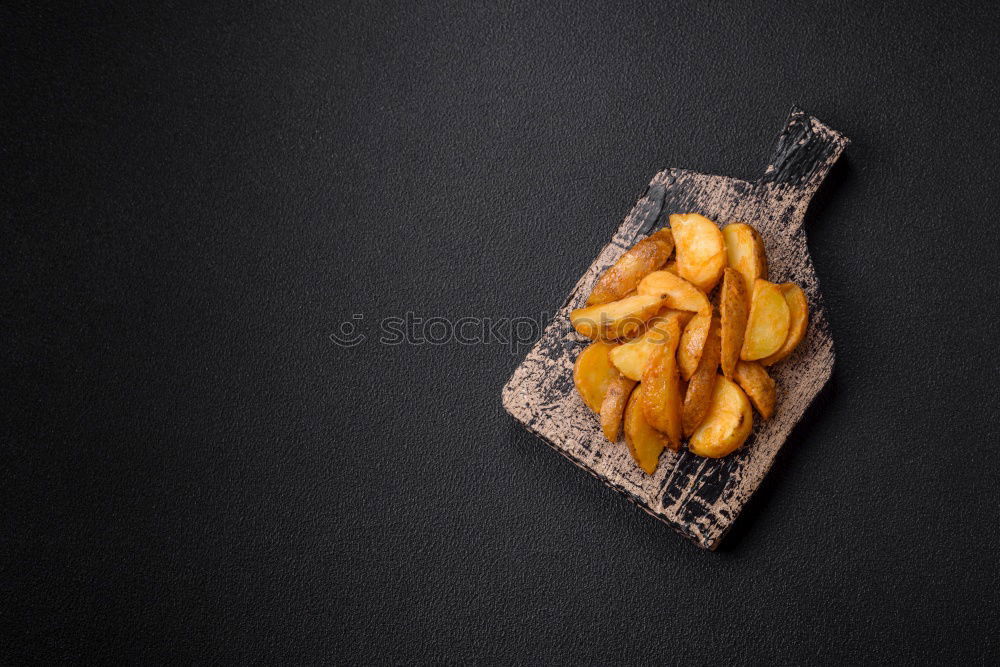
<box><xmin>612</xmin><ymin>183</ymin><xmax>665</xmax><ymax>248</ymax></box>
<box><xmin>502</xmin><ymin>109</ymin><xmax>849</xmax><ymax>549</ymax></box>
<box><xmin>760</xmin><ymin>105</ymin><xmax>850</xmax><ymax>193</ymax></box>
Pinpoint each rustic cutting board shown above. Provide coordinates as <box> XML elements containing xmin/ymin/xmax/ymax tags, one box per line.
<box><xmin>502</xmin><ymin>107</ymin><xmax>849</xmax><ymax>550</ymax></box>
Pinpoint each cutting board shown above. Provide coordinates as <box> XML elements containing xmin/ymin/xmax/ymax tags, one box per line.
<box><xmin>502</xmin><ymin>107</ymin><xmax>849</xmax><ymax>550</ymax></box>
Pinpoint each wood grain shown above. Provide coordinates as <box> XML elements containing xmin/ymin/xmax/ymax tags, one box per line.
<box><xmin>501</xmin><ymin>107</ymin><xmax>849</xmax><ymax>550</ymax></box>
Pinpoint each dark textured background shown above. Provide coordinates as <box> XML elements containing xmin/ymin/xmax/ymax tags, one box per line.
<box><xmin>3</xmin><ymin>1</ymin><xmax>1000</xmax><ymax>663</ymax></box>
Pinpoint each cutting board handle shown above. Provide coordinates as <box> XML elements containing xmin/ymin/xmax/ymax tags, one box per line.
<box><xmin>758</xmin><ymin>106</ymin><xmax>850</xmax><ymax>194</ymax></box>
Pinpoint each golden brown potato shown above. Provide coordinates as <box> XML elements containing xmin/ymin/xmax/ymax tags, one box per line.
<box><xmin>573</xmin><ymin>341</ymin><xmax>620</xmax><ymax>412</ymax></box>
<box><xmin>663</xmin><ymin>260</ymin><xmax>678</xmax><ymax>275</ymax></box>
<box><xmin>719</xmin><ymin>267</ymin><xmax>749</xmax><ymax>378</ymax></box>
<box><xmin>665</xmin><ymin>308</ymin><xmax>696</xmax><ymax>330</ymax></box>
<box><xmin>587</xmin><ymin>229</ymin><xmax>674</xmax><ymax>305</ymax></box>
<box><xmin>740</xmin><ymin>279</ymin><xmax>791</xmax><ymax>361</ymax></box>
<box><xmin>722</xmin><ymin>223</ymin><xmax>768</xmax><ymax>299</ymax></box>
<box><xmin>682</xmin><ymin>316</ymin><xmax>721</xmax><ymax>437</ymax></box>
<box><xmin>688</xmin><ymin>375</ymin><xmax>753</xmax><ymax>458</ymax></box>
<box><xmin>636</xmin><ymin>270</ymin><xmax>711</xmax><ymax>313</ymax></box>
<box><xmin>570</xmin><ymin>294</ymin><xmax>664</xmax><ymax>340</ymax></box>
<box><xmin>677</xmin><ymin>310</ymin><xmax>712</xmax><ymax>381</ymax></box>
<box><xmin>623</xmin><ymin>384</ymin><xmax>670</xmax><ymax>474</ymax></box>
<box><xmin>733</xmin><ymin>360</ymin><xmax>776</xmax><ymax>419</ymax></box>
<box><xmin>607</xmin><ymin>313</ymin><xmax>684</xmax><ymax>381</ymax></box>
<box><xmin>641</xmin><ymin>339</ymin><xmax>683</xmax><ymax>451</ymax></box>
<box><xmin>759</xmin><ymin>283</ymin><xmax>809</xmax><ymax>366</ymax></box>
<box><xmin>600</xmin><ymin>373</ymin><xmax>637</xmax><ymax>441</ymax></box>
<box><xmin>670</xmin><ymin>213</ymin><xmax>727</xmax><ymax>293</ymax></box>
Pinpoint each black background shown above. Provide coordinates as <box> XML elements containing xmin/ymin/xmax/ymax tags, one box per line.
<box><xmin>4</xmin><ymin>1</ymin><xmax>1000</xmax><ymax>663</ymax></box>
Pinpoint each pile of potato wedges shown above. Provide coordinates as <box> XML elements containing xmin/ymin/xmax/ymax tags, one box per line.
<box><xmin>571</xmin><ymin>214</ymin><xmax>808</xmax><ymax>473</ymax></box>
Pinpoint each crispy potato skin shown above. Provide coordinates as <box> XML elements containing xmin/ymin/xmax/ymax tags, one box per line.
<box><xmin>587</xmin><ymin>229</ymin><xmax>674</xmax><ymax>305</ymax></box>
<box><xmin>641</xmin><ymin>338</ymin><xmax>683</xmax><ymax>450</ymax></box>
<box><xmin>636</xmin><ymin>270</ymin><xmax>711</xmax><ymax>313</ymax></box>
<box><xmin>688</xmin><ymin>375</ymin><xmax>753</xmax><ymax>458</ymax></box>
<box><xmin>682</xmin><ymin>316</ymin><xmax>721</xmax><ymax>437</ymax></box>
<box><xmin>722</xmin><ymin>223</ymin><xmax>768</xmax><ymax>299</ymax></box>
<box><xmin>608</xmin><ymin>312</ymin><xmax>684</xmax><ymax>381</ymax></box>
<box><xmin>572</xmin><ymin>341</ymin><xmax>619</xmax><ymax>412</ymax></box>
<box><xmin>624</xmin><ymin>384</ymin><xmax>669</xmax><ymax>474</ymax></box>
<box><xmin>719</xmin><ymin>267</ymin><xmax>749</xmax><ymax>378</ymax></box>
<box><xmin>570</xmin><ymin>294</ymin><xmax>664</xmax><ymax>340</ymax></box>
<box><xmin>600</xmin><ymin>373</ymin><xmax>637</xmax><ymax>441</ymax></box>
<box><xmin>733</xmin><ymin>360</ymin><xmax>776</xmax><ymax>419</ymax></box>
<box><xmin>740</xmin><ymin>279</ymin><xmax>791</xmax><ymax>360</ymax></box>
<box><xmin>678</xmin><ymin>310</ymin><xmax>712</xmax><ymax>381</ymax></box>
<box><xmin>670</xmin><ymin>213</ymin><xmax>727</xmax><ymax>293</ymax></box>
<box><xmin>759</xmin><ymin>283</ymin><xmax>809</xmax><ymax>366</ymax></box>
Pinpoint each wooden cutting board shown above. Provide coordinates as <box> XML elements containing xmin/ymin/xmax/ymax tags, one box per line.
<box><xmin>501</xmin><ymin>107</ymin><xmax>849</xmax><ymax>550</ymax></box>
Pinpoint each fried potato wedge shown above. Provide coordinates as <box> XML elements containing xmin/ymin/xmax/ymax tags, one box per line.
<box><xmin>607</xmin><ymin>312</ymin><xmax>684</xmax><ymax>381</ymax></box>
<box><xmin>573</xmin><ymin>341</ymin><xmax>620</xmax><ymax>412</ymax></box>
<box><xmin>600</xmin><ymin>373</ymin><xmax>637</xmax><ymax>442</ymax></box>
<box><xmin>740</xmin><ymin>279</ymin><xmax>791</xmax><ymax>361</ymax></box>
<box><xmin>587</xmin><ymin>229</ymin><xmax>674</xmax><ymax>305</ymax></box>
<box><xmin>722</xmin><ymin>222</ymin><xmax>768</xmax><ymax>299</ymax></box>
<box><xmin>624</xmin><ymin>384</ymin><xmax>669</xmax><ymax>474</ymax></box>
<box><xmin>759</xmin><ymin>283</ymin><xmax>809</xmax><ymax>366</ymax></box>
<box><xmin>678</xmin><ymin>310</ymin><xmax>712</xmax><ymax>381</ymax></box>
<box><xmin>570</xmin><ymin>294</ymin><xmax>664</xmax><ymax>340</ymax></box>
<box><xmin>733</xmin><ymin>360</ymin><xmax>776</xmax><ymax>419</ymax></box>
<box><xmin>688</xmin><ymin>375</ymin><xmax>753</xmax><ymax>458</ymax></box>
<box><xmin>641</xmin><ymin>338</ymin><xmax>683</xmax><ymax>451</ymax></box>
<box><xmin>663</xmin><ymin>260</ymin><xmax>678</xmax><ymax>275</ymax></box>
<box><xmin>682</xmin><ymin>316</ymin><xmax>721</xmax><ymax>437</ymax></box>
<box><xmin>670</xmin><ymin>213</ymin><xmax>727</xmax><ymax>293</ymax></box>
<box><xmin>635</xmin><ymin>270</ymin><xmax>711</xmax><ymax>313</ymax></box>
<box><xmin>719</xmin><ymin>267</ymin><xmax>749</xmax><ymax>378</ymax></box>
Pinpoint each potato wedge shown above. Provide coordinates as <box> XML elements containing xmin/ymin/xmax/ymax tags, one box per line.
<box><xmin>636</xmin><ymin>270</ymin><xmax>711</xmax><ymax>313</ymax></box>
<box><xmin>607</xmin><ymin>312</ymin><xmax>684</xmax><ymax>381</ymax></box>
<box><xmin>682</xmin><ymin>316</ymin><xmax>721</xmax><ymax>437</ymax></box>
<box><xmin>759</xmin><ymin>283</ymin><xmax>809</xmax><ymax>366</ymax></box>
<box><xmin>719</xmin><ymin>267</ymin><xmax>749</xmax><ymax>378</ymax></box>
<box><xmin>600</xmin><ymin>374</ymin><xmax>637</xmax><ymax>442</ymax></box>
<box><xmin>623</xmin><ymin>384</ymin><xmax>669</xmax><ymax>474</ymax></box>
<box><xmin>641</xmin><ymin>338</ymin><xmax>683</xmax><ymax>451</ymax></box>
<box><xmin>688</xmin><ymin>375</ymin><xmax>753</xmax><ymax>458</ymax></box>
<box><xmin>663</xmin><ymin>260</ymin><xmax>678</xmax><ymax>275</ymax></box>
<box><xmin>570</xmin><ymin>294</ymin><xmax>664</xmax><ymax>340</ymax></box>
<box><xmin>587</xmin><ymin>229</ymin><xmax>674</xmax><ymax>305</ymax></box>
<box><xmin>733</xmin><ymin>360</ymin><xmax>776</xmax><ymax>419</ymax></box>
<box><xmin>573</xmin><ymin>341</ymin><xmax>619</xmax><ymax>412</ymax></box>
<box><xmin>722</xmin><ymin>222</ymin><xmax>768</xmax><ymax>299</ymax></box>
<box><xmin>670</xmin><ymin>213</ymin><xmax>727</xmax><ymax>293</ymax></box>
<box><xmin>678</xmin><ymin>310</ymin><xmax>712</xmax><ymax>381</ymax></box>
<box><xmin>740</xmin><ymin>279</ymin><xmax>791</xmax><ymax>361</ymax></box>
